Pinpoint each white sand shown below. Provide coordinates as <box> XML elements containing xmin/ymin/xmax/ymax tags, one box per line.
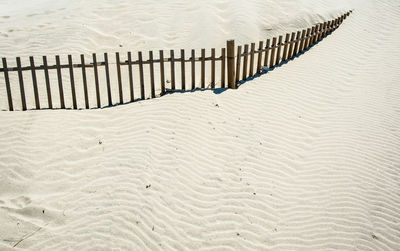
<box><xmin>1</xmin><ymin>0</ymin><xmax>400</xmax><ymax>250</ymax></box>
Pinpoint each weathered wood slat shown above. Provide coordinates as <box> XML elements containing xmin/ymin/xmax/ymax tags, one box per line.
<box><xmin>159</xmin><ymin>50</ymin><xmax>165</xmax><ymax>95</ymax></box>
<box><xmin>116</xmin><ymin>52</ymin><xmax>123</xmax><ymax>104</ymax></box>
<box><xmin>128</xmin><ymin>52</ymin><xmax>134</xmax><ymax>101</ymax></box>
<box><xmin>226</xmin><ymin>40</ymin><xmax>235</xmax><ymax>89</ymax></box>
<box><xmin>242</xmin><ymin>44</ymin><xmax>249</xmax><ymax>80</ymax></box>
<box><xmin>149</xmin><ymin>51</ymin><xmax>155</xmax><ymax>98</ymax></box>
<box><xmin>310</xmin><ymin>25</ymin><xmax>318</xmax><ymax>45</ymax></box>
<box><xmin>293</xmin><ymin>31</ymin><xmax>302</xmax><ymax>57</ymax></box>
<box><xmin>56</xmin><ymin>55</ymin><xmax>65</xmax><ymax>109</ymax></box>
<box><xmin>317</xmin><ymin>23</ymin><xmax>323</xmax><ymax>41</ymax></box>
<box><xmin>298</xmin><ymin>30</ymin><xmax>306</xmax><ymax>53</ymax></box>
<box><xmin>235</xmin><ymin>45</ymin><xmax>242</xmax><ymax>83</ymax></box>
<box><xmin>221</xmin><ymin>48</ymin><xmax>225</xmax><ymax>88</ymax></box>
<box><xmin>180</xmin><ymin>49</ymin><xmax>185</xmax><ymax>90</ymax></box>
<box><xmin>170</xmin><ymin>50</ymin><xmax>175</xmax><ymax>89</ymax></box>
<box><xmin>191</xmin><ymin>49</ymin><xmax>195</xmax><ymax>90</ymax></box>
<box><xmin>2</xmin><ymin>58</ymin><xmax>13</xmax><ymax>111</ymax></box>
<box><xmin>304</xmin><ymin>28</ymin><xmax>311</xmax><ymax>49</ymax></box>
<box><xmin>319</xmin><ymin>22</ymin><xmax>325</xmax><ymax>40</ymax></box>
<box><xmin>211</xmin><ymin>48</ymin><xmax>215</xmax><ymax>88</ymax></box>
<box><xmin>249</xmin><ymin>43</ymin><xmax>255</xmax><ymax>77</ymax></box>
<box><xmin>30</xmin><ymin>57</ymin><xmax>40</xmax><ymax>109</ymax></box>
<box><xmin>323</xmin><ymin>22</ymin><xmax>328</xmax><ymax>37</ymax></box>
<box><xmin>282</xmin><ymin>33</ymin><xmax>290</xmax><ymax>61</ymax></box>
<box><xmin>201</xmin><ymin>49</ymin><xmax>205</xmax><ymax>88</ymax></box>
<box><xmin>104</xmin><ymin>53</ymin><xmax>112</xmax><ymax>106</ymax></box>
<box><xmin>92</xmin><ymin>53</ymin><xmax>101</xmax><ymax>108</ymax></box>
<box><xmin>330</xmin><ymin>19</ymin><xmax>335</xmax><ymax>32</ymax></box>
<box><xmin>138</xmin><ymin>51</ymin><xmax>145</xmax><ymax>99</ymax></box>
<box><xmin>325</xmin><ymin>21</ymin><xmax>331</xmax><ymax>37</ymax></box>
<box><xmin>256</xmin><ymin>41</ymin><xmax>263</xmax><ymax>73</ymax></box>
<box><xmin>80</xmin><ymin>54</ymin><xmax>89</xmax><ymax>109</ymax></box>
<box><xmin>307</xmin><ymin>27</ymin><xmax>314</xmax><ymax>48</ymax></box>
<box><xmin>16</xmin><ymin>57</ymin><xmax>27</xmax><ymax>111</ymax></box>
<box><xmin>275</xmin><ymin>36</ymin><xmax>283</xmax><ymax>66</ymax></box>
<box><xmin>42</xmin><ymin>56</ymin><xmax>52</xmax><ymax>109</ymax></box>
<box><xmin>264</xmin><ymin>39</ymin><xmax>270</xmax><ymax>67</ymax></box>
<box><xmin>68</xmin><ymin>55</ymin><xmax>77</xmax><ymax>109</ymax></box>
<box><xmin>288</xmin><ymin>32</ymin><xmax>296</xmax><ymax>59</ymax></box>
<box><xmin>269</xmin><ymin>37</ymin><xmax>277</xmax><ymax>68</ymax></box>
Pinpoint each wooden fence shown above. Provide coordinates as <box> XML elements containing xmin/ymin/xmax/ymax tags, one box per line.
<box><xmin>0</xmin><ymin>11</ymin><xmax>351</xmax><ymax>111</ymax></box>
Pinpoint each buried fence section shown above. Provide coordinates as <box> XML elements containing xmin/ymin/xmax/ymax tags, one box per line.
<box><xmin>0</xmin><ymin>11</ymin><xmax>352</xmax><ymax>111</ymax></box>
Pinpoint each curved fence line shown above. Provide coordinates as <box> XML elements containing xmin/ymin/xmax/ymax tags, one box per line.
<box><xmin>0</xmin><ymin>11</ymin><xmax>352</xmax><ymax>111</ymax></box>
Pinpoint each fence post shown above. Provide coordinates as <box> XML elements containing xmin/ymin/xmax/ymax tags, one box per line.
<box><xmin>227</xmin><ymin>40</ymin><xmax>236</xmax><ymax>89</ymax></box>
<box><xmin>2</xmin><ymin>58</ymin><xmax>13</xmax><ymax>111</ymax></box>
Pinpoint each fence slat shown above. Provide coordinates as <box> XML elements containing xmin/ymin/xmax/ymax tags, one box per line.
<box><xmin>29</xmin><ymin>56</ymin><xmax>40</xmax><ymax>109</ymax></box>
<box><xmin>42</xmin><ymin>56</ymin><xmax>52</xmax><ymax>109</ymax></box>
<box><xmin>309</xmin><ymin>27</ymin><xmax>315</xmax><ymax>48</ymax></box>
<box><xmin>322</xmin><ymin>22</ymin><xmax>327</xmax><ymax>38</ymax></box>
<box><xmin>275</xmin><ymin>36</ymin><xmax>283</xmax><ymax>66</ymax></box>
<box><xmin>304</xmin><ymin>28</ymin><xmax>311</xmax><ymax>50</ymax></box>
<box><xmin>68</xmin><ymin>55</ymin><xmax>77</xmax><ymax>109</ymax></box>
<box><xmin>138</xmin><ymin>51</ymin><xmax>145</xmax><ymax>100</ymax></box>
<box><xmin>211</xmin><ymin>48</ymin><xmax>215</xmax><ymax>88</ymax></box>
<box><xmin>159</xmin><ymin>50</ymin><xmax>165</xmax><ymax>95</ymax></box>
<box><xmin>170</xmin><ymin>50</ymin><xmax>175</xmax><ymax>90</ymax></box>
<box><xmin>264</xmin><ymin>39</ymin><xmax>270</xmax><ymax>68</ymax></box>
<box><xmin>201</xmin><ymin>49</ymin><xmax>205</xmax><ymax>88</ymax></box>
<box><xmin>2</xmin><ymin>58</ymin><xmax>13</xmax><ymax>111</ymax></box>
<box><xmin>270</xmin><ymin>37</ymin><xmax>277</xmax><ymax>68</ymax></box>
<box><xmin>116</xmin><ymin>52</ymin><xmax>123</xmax><ymax>104</ymax></box>
<box><xmin>321</xmin><ymin>22</ymin><xmax>326</xmax><ymax>40</ymax></box>
<box><xmin>221</xmin><ymin>48</ymin><xmax>225</xmax><ymax>88</ymax></box>
<box><xmin>249</xmin><ymin>43</ymin><xmax>255</xmax><ymax>77</ymax></box>
<box><xmin>16</xmin><ymin>57</ymin><xmax>27</xmax><ymax>111</ymax></box>
<box><xmin>293</xmin><ymin>31</ymin><xmax>302</xmax><ymax>57</ymax></box>
<box><xmin>329</xmin><ymin>20</ymin><xmax>334</xmax><ymax>33</ymax></box>
<box><xmin>318</xmin><ymin>23</ymin><xmax>324</xmax><ymax>41</ymax></box>
<box><xmin>315</xmin><ymin>24</ymin><xmax>320</xmax><ymax>43</ymax></box>
<box><xmin>282</xmin><ymin>34</ymin><xmax>290</xmax><ymax>61</ymax></box>
<box><xmin>180</xmin><ymin>49</ymin><xmax>185</xmax><ymax>90</ymax></box>
<box><xmin>325</xmin><ymin>21</ymin><xmax>331</xmax><ymax>37</ymax></box>
<box><xmin>299</xmin><ymin>30</ymin><xmax>306</xmax><ymax>53</ymax></box>
<box><xmin>288</xmin><ymin>32</ymin><xmax>296</xmax><ymax>59</ymax></box>
<box><xmin>104</xmin><ymin>53</ymin><xmax>112</xmax><ymax>107</ymax></box>
<box><xmin>128</xmin><ymin>52</ymin><xmax>134</xmax><ymax>101</ymax></box>
<box><xmin>92</xmin><ymin>53</ymin><xmax>101</xmax><ymax>108</ymax></box>
<box><xmin>310</xmin><ymin>25</ymin><xmax>318</xmax><ymax>45</ymax></box>
<box><xmin>80</xmin><ymin>55</ymin><xmax>89</xmax><ymax>109</ymax></box>
<box><xmin>227</xmin><ymin>40</ymin><xmax>235</xmax><ymax>89</ymax></box>
<box><xmin>256</xmin><ymin>41</ymin><xmax>263</xmax><ymax>73</ymax></box>
<box><xmin>191</xmin><ymin>49</ymin><xmax>195</xmax><ymax>90</ymax></box>
<box><xmin>149</xmin><ymin>51</ymin><xmax>155</xmax><ymax>98</ymax></box>
<box><xmin>242</xmin><ymin>44</ymin><xmax>249</xmax><ymax>80</ymax></box>
<box><xmin>56</xmin><ymin>55</ymin><xmax>65</xmax><ymax>109</ymax></box>
<box><xmin>235</xmin><ymin>45</ymin><xmax>242</xmax><ymax>83</ymax></box>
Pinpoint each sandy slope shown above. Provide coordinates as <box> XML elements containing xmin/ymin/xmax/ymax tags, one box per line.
<box><xmin>1</xmin><ymin>0</ymin><xmax>400</xmax><ymax>250</ymax></box>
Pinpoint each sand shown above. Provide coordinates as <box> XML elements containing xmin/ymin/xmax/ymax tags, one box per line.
<box><xmin>1</xmin><ymin>0</ymin><xmax>400</xmax><ymax>250</ymax></box>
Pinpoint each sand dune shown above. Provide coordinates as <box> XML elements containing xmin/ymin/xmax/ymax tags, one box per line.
<box><xmin>1</xmin><ymin>0</ymin><xmax>400</xmax><ymax>250</ymax></box>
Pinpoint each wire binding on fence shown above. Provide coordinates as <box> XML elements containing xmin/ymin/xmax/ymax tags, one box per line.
<box><xmin>0</xmin><ymin>11</ymin><xmax>352</xmax><ymax>111</ymax></box>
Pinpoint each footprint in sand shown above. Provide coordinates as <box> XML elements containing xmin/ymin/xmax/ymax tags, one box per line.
<box><xmin>10</xmin><ymin>196</ymin><xmax>32</xmax><ymax>209</ymax></box>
